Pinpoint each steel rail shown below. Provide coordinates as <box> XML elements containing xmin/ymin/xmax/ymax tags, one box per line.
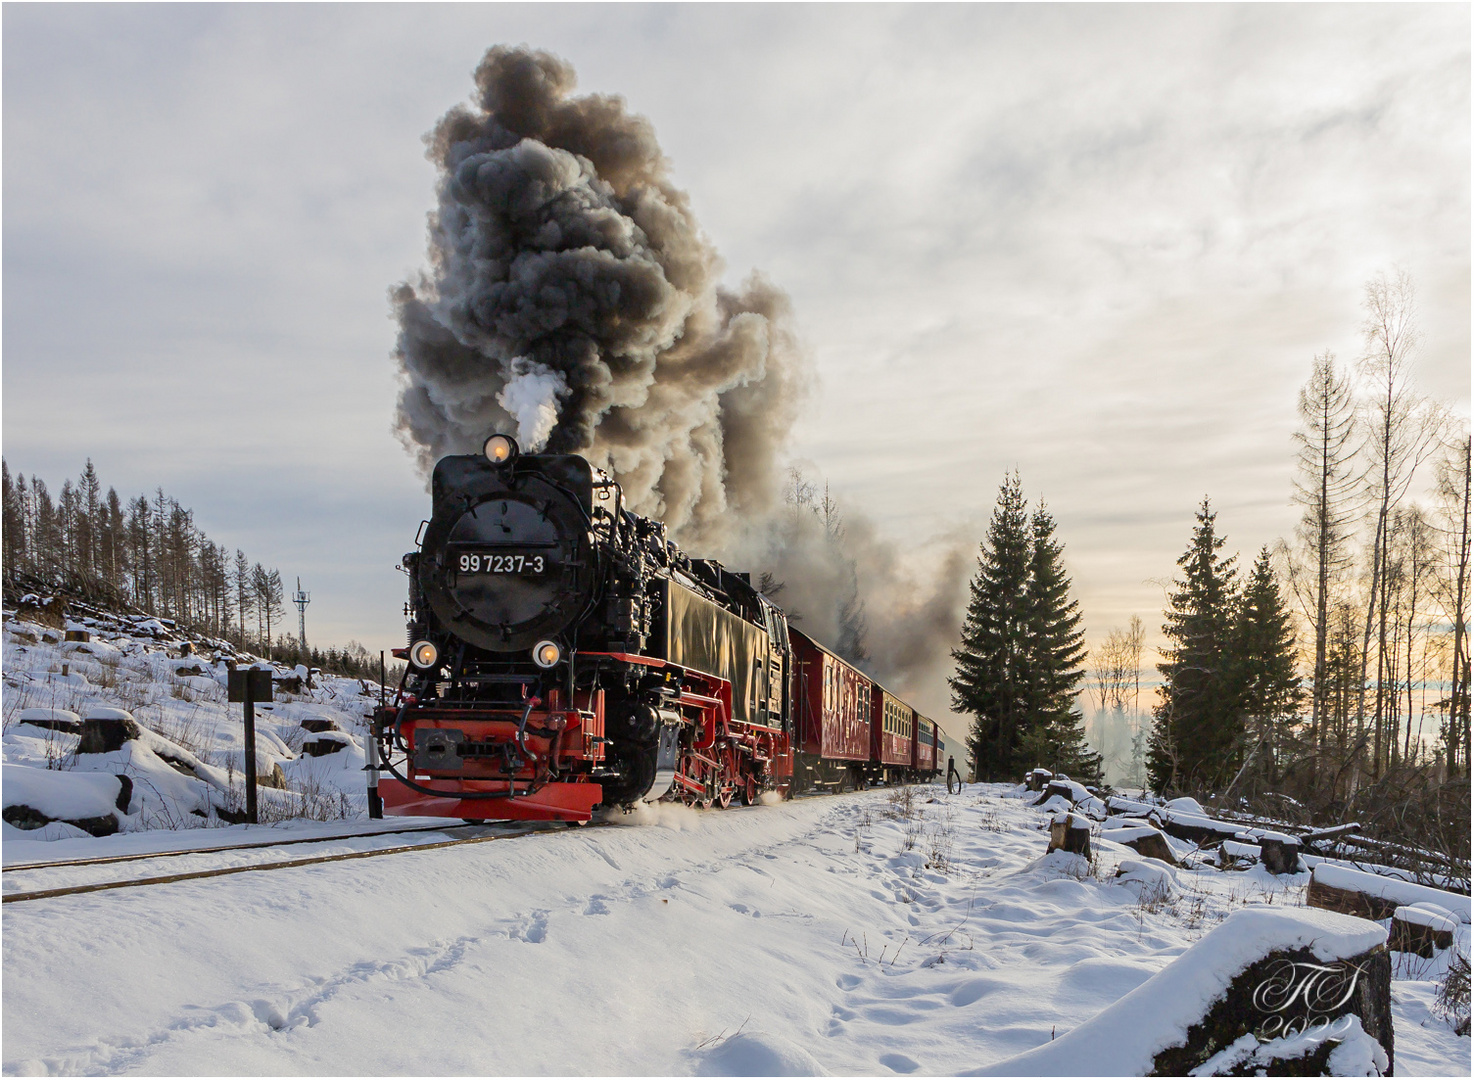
<box><xmin>3</xmin><ymin>823</ymin><xmax>479</xmax><ymax>874</ymax></box>
<box><xmin>2</xmin><ymin>823</ymin><xmax>603</xmax><ymax>906</ymax></box>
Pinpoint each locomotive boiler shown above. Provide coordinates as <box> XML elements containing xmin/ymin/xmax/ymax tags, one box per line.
<box><xmin>369</xmin><ymin>435</ymin><xmax>794</xmax><ymax>822</ymax></box>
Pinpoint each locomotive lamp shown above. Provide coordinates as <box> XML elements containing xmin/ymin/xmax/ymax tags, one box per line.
<box><xmin>409</xmin><ymin>640</ymin><xmax>440</xmax><ymax>669</ymax></box>
<box><xmin>484</xmin><ymin>433</ymin><xmax>518</xmax><ymax>465</ymax></box>
<box><xmin>532</xmin><ymin>640</ymin><xmax>562</xmax><ymax>668</ymax></box>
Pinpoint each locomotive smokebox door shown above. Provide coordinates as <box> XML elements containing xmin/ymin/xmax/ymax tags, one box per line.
<box><xmin>227</xmin><ymin>669</ymin><xmax>273</xmax><ymax>702</ymax></box>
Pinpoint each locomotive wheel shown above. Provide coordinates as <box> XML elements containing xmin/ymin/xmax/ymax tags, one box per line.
<box><xmin>716</xmin><ymin>787</ymin><xmax>732</xmax><ymax>810</ymax></box>
<box><xmin>740</xmin><ymin>775</ymin><xmax>759</xmax><ymax>806</ymax></box>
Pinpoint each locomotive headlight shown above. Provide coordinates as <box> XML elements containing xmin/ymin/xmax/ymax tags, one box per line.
<box><xmin>410</xmin><ymin>640</ymin><xmax>440</xmax><ymax>669</ymax></box>
<box><xmin>484</xmin><ymin>434</ymin><xmax>518</xmax><ymax>465</ymax></box>
<box><xmin>532</xmin><ymin>640</ymin><xmax>562</xmax><ymax>668</ymax></box>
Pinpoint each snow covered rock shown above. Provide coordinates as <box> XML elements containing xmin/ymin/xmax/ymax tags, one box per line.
<box><xmin>301</xmin><ymin>731</ymin><xmax>356</xmax><ymax>757</ymax></box>
<box><xmin>970</xmin><ymin>907</ymin><xmax>1393</xmax><ymax>1076</ymax></box>
<box><xmin>1</xmin><ymin>764</ymin><xmax>130</xmax><ymax>836</ymax></box>
<box><xmin>77</xmin><ymin>707</ymin><xmax>142</xmax><ymax>754</ymax></box>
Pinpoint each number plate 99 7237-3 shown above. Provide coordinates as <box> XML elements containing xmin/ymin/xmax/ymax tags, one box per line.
<box><xmin>457</xmin><ymin>553</ymin><xmax>547</xmax><ymax>574</ymax></box>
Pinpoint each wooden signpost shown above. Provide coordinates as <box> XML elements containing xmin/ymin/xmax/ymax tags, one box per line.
<box><xmin>227</xmin><ymin>668</ymin><xmax>273</xmax><ymax>824</ymax></box>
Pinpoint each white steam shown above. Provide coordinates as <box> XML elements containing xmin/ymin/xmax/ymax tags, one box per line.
<box><xmin>496</xmin><ymin>358</ymin><xmax>569</xmax><ymax>452</ymax></box>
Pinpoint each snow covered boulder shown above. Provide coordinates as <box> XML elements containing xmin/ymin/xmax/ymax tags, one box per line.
<box><xmin>77</xmin><ymin>707</ymin><xmax>141</xmax><ymax>754</ymax></box>
<box><xmin>301</xmin><ymin>731</ymin><xmax>355</xmax><ymax>757</ymax></box>
<box><xmin>969</xmin><ymin>906</ymin><xmax>1393</xmax><ymax>1077</ymax></box>
<box><xmin>2</xmin><ymin>764</ymin><xmax>130</xmax><ymax>837</ymax></box>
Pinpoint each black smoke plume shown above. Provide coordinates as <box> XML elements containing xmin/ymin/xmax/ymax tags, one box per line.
<box><xmin>393</xmin><ymin>46</ymin><xmax>804</xmax><ymax>549</ymax></box>
<box><xmin>394</xmin><ymin>46</ymin><xmax>969</xmax><ymax>725</ymax></box>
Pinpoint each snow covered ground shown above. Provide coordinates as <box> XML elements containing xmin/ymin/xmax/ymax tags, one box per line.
<box><xmin>3</xmin><ymin>785</ymin><xmax>1468</xmax><ymax>1075</ymax></box>
<box><xmin>2</xmin><ymin>606</ymin><xmax>1468</xmax><ymax>1074</ymax></box>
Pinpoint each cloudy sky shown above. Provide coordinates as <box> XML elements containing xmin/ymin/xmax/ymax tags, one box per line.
<box><xmin>4</xmin><ymin>4</ymin><xmax>1468</xmax><ymax>740</ymax></box>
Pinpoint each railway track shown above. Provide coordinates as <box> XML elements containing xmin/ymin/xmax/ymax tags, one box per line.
<box><xmin>2</xmin><ymin>786</ymin><xmax>876</xmax><ymax>907</ymax></box>
<box><xmin>1</xmin><ymin>820</ymin><xmax>597</xmax><ymax>906</ymax></box>
<box><xmin>0</xmin><ymin>821</ymin><xmax>505</xmax><ymax>874</ymax></box>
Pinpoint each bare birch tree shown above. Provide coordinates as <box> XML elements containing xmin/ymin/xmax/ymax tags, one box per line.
<box><xmin>1431</xmin><ymin>432</ymin><xmax>1471</xmax><ymax>776</ymax></box>
<box><xmin>1287</xmin><ymin>351</ymin><xmax>1362</xmax><ymax>767</ymax></box>
<box><xmin>1355</xmin><ymin>270</ymin><xmax>1446</xmax><ymax>780</ymax></box>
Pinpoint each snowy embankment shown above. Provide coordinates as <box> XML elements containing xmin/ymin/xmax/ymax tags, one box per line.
<box><xmin>3</xmin><ymin>786</ymin><xmax>1467</xmax><ymax>1076</ymax></box>
<box><xmin>2</xmin><ymin>605</ymin><xmax>381</xmax><ymax>840</ymax></box>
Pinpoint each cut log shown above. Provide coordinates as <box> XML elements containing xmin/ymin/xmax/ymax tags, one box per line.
<box><xmin>1389</xmin><ymin>905</ymin><xmax>1456</xmax><ymax>958</ymax></box>
<box><xmin>299</xmin><ymin>717</ymin><xmax>340</xmax><ymax>734</ymax></box>
<box><xmin>1296</xmin><ymin>822</ymin><xmax>1361</xmax><ymax>848</ymax></box>
<box><xmin>64</xmin><ymin>629</ymin><xmax>90</xmax><ymax>642</ymax></box>
<box><xmin>1047</xmin><ymin>813</ymin><xmax>1091</xmax><ymax>859</ymax></box>
<box><xmin>1307</xmin><ymin>864</ymin><xmax>1471</xmax><ymax>924</ymax></box>
<box><xmin>1153</xmin><ymin>808</ymin><xmax>1242</xmax><ymax>848</ymax></box>
<box><xmin>1307</xmin><ymin>876</ymin><xmax>1400</xmax><ymax>922</ymax></box>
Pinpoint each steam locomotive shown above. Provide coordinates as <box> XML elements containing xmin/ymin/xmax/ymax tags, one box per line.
<box><xmin>368</xmin><ymin>435</ymin><xmax>940</xmax><ymax>823</ymax></box>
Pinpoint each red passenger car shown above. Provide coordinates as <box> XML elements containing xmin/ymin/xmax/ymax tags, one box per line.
<box><xmin>867</xmin><ymin>686</ymin><xmax>912</xmax><ymax>784</ymax></box>
<box><xmin>791</xmin><ymin>628</ymin><xmax>871</xmax><ymax>791</ymax></box>
<box><xmin>914</xmin><ymin>714</ymin><xmax>938</xmax><ymax>776</ymax></box>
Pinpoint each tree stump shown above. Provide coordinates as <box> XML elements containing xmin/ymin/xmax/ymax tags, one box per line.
<box><xmin>1025</xmin><ymin>768</ymin><xmax>1052</xmax><ymax>792</ymax></box>
<box><xmin>299</xmin><ymin>717</ymin><xmax>340</xmax><ymax>734</ymax></box>
<box><xmin>78</xmin><ymin>709</ymin><xmax>141</xmax><ymax>754</ymax></box>
<box><xmin>1150</xmin><ymin>941</ymin><xmax>1393</xmax><ymax>1076</ymax></box>
<box><xmin>1123</xmin><ymin>828</ymin><xmax>1178</xmax><ymax>866</ymax></box>
<box><xmin>1048</xmin><ymin>813</ymin><xmax>1092</xmax><ymax>859</ymax></box>
<box><xmin>1257</xmin><ymin>834</ymin><xmax>1302</xmax><ymax>876</ymax></box>
<box><xmin>64</xmin><ymin>629</ymin><xmax>90</xmax><ymax>642</ymax></box>
<box><xmin>1389</xmin><ymin>905</ymin><xmax>1456</xmax><ymax>958</ymax></box>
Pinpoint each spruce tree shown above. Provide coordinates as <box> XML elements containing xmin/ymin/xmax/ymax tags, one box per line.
<box><xmin>951</xmin><ymin>476</ymin><xmax>1098</xmax><ymax>782</ymax></box>
<box><xmin>1147</xmin><ymin>498</ymin><xmax>1242</xmax><ymax>793</ymax></box>
<box><xmin>1020</xmin><ymin>503</ymin><xmax>1100</xmax><ymax>781</ymax></box>
<box><xmin>1234</xmin><ymin>548</ymin><xmax>1304</xmax><ymax>790</ymax></box>
<box><xmin>950</xmin><ymin>472</ymin><xmax>1033</xmax><ymax>780</ymax></box>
